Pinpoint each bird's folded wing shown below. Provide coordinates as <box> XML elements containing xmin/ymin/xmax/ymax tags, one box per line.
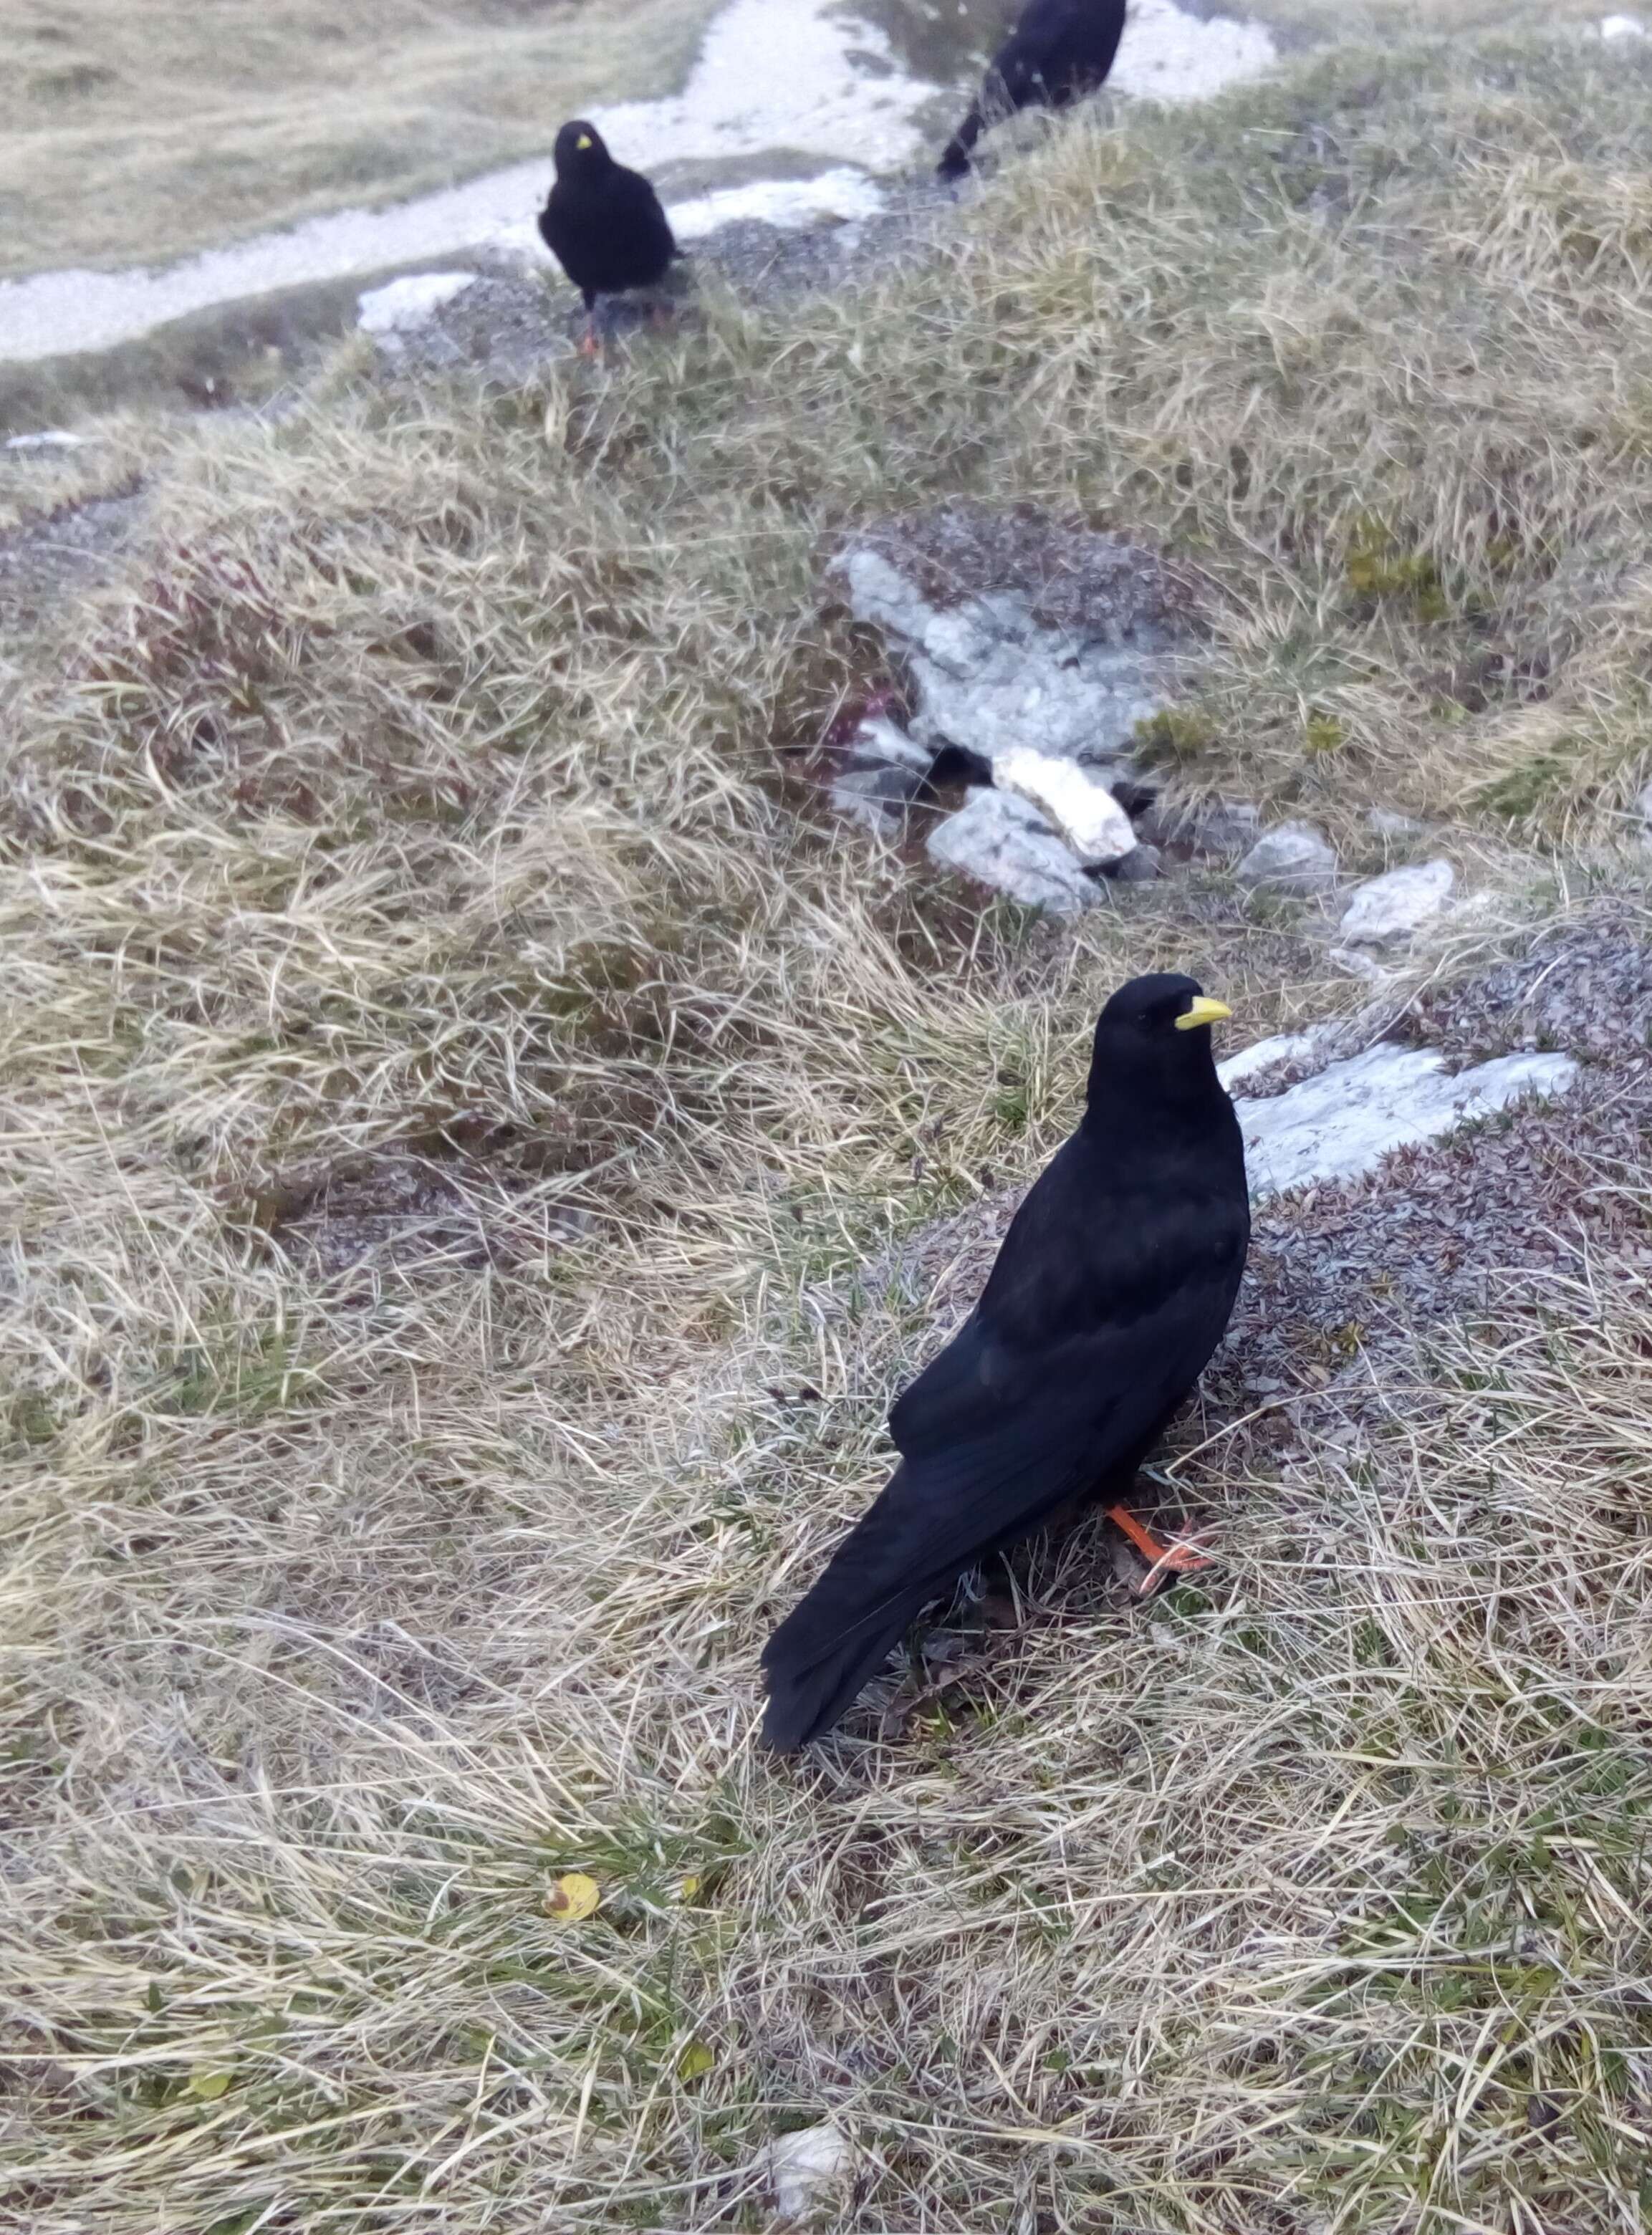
<box><xmin>880</xmin><ymin>1275</ymin><xmax>1238</xmax><ymax>1585</ymax></box>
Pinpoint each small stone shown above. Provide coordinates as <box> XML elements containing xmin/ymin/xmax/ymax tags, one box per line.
<box><xmin>1107</xmin><ymin>842</ymin><xmax>1162</xmax><ymax>882</ymax></box>
<box><xmin>1338</xmin><ymin>859</ymin><xmax>1455</xmax><ymax>946</ymax></box>
<box><xmin>1327</xmin><ymin>946</ymin><xmax>1397</xmax><ymax>985</ymax></box>
<box><xmin>1139</xmin><ymin>796</ymin><xmax>1260</xmax><ymax>853</ymax></box>
<box><xmin>1235</xmin><ymin>822</ymin><xmax>1339</xmax><ymax>896</ymax></box>
<box><xmin>842</xmin><ymin>714</ymin><xmax>933</xmax><ymax>775</ymax></box>
<box><xmin>926</xmin><ymin>788</ymin><xmax>1098</xmax><ymax>916</ymax></box>
<box><xmin>1365</xmin><ymin>807</ymin><xmax>1426</xmax><ymax>840</ymax></box>
<box><xmin>830</xmin><ymin>763</ymin><xmax>925</xmax><ymax>827</ymax></box>
<box><xmin>991</xmin><ymin>746</ymin><xmax>1136</xmax><ymax>867</ymax></box>
<box><xmin>1602</xmin><ymin>14</ymin><xmax>1646</xmax><ymax>39</ymax></box>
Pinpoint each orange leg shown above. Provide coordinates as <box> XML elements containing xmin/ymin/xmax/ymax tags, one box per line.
<box><xmin>1104</xmin><ymin>1504</ymin><xmax>1212</xmax><ymax>1594</ymax></box>
<box><xmin>577</xmin><ymin>322</ymin><xmax>602</xmax><ymax>358</ymax></box>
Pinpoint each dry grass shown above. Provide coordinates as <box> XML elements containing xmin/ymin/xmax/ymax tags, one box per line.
<box><xmin>6</xmin><ymin>31</ymin><xmax>1652</xmax><ymax>2232</ymax></box>
<box><xmin>3</xmin><ymin>0</ymin><xmax>721</xmax><ymax>277</ymax></box>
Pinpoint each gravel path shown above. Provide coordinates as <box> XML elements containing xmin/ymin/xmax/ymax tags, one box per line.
<box><xmin>0</xmin><ymin>0</ymin><xmax>1277</xmax><ymax>370</ymax></box>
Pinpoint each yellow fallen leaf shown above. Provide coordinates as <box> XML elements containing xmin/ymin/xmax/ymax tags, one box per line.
<box><xmin>186</xmin><ymin>2067</ymin><xmax>234</xmax><ymax>2101</ymax></box>
<box><xmin>678</xmin><ymin>1874</ymin><xmax>701</xmax><ymax>1902</ymax></box>
<box><xmin>676</xmin><ymin>2039</ymin><xmax>715</xmax><ymax>2082</ymax></box>
<box><xmin>545</xmin><ymin>1871</ymin><xmax>600</xmax><ymax>1922</ymax></box>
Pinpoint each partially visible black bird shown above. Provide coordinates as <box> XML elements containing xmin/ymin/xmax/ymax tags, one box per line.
<box><xmin>937</xmin><ymin>0</ymin><xmax>1128</xmax><ymax>181</ymax></box>
<box><xmin>538</xmin><ymin>120</ymin><xmax>678</xmax><ymax>352</ymax></box>
<box><xmin>760</xmin><ymin>973</ymin><xmax>1249</xmax><ymax>1752</ymax></box>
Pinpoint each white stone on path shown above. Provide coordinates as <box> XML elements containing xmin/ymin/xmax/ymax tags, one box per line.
<box><xmin>926</xmin><ymin>789</ymin><xmax>1098</xmax><ymax>917</ymax></box>
<box><xmin>991</xmin><ymin>746</ymin><xmax>1136</xmax><ymax>866</ymax></box>
<box><xmin>357</xmin><ymin>273</ymin><xmax>477</xmax><ymax>352</ymax></box>
<box><xmin>1338</xmin><ymin>859</ymin><xmax>1455</xmax><ymax>947</ymax></box>
<box><xmin>1231</xmin><ymin>1044</ymin><xmax>1578</xmax><ymax>1200</ymax></box>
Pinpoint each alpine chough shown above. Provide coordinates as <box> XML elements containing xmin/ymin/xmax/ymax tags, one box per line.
<box><xmin>760</xmin><ymin>973</ymin><xmax>1249</xmax><ymax>1751</ymax></box>
<box><xmin>538</xmin><ymin>120</ymin><xmax>678</xmax><ymax>349</ymax></box>
<box><xmin>938</xmin><ymin>0</ymin><xmax>1128</xmax><ymax>181</ymax></box>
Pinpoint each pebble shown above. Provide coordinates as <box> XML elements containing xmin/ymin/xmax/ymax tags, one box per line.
<box><xmin>1338</xmin><ymin>859</ymin><xmax>1456</xmax><ymax>946</ymax></box>
<box><xmin>1234</xmin><ymin>822</ymin><xmax>1340</xmax><ymax>896</ymax></box>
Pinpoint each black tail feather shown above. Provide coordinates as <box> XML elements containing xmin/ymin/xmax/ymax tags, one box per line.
<box><xmin>936</xmin><ymin>106</ymin><xmax>984</xmax><ymax>180</ymax></box>
<box><xmin>759</xmin><ymin>1598</ymin><xmax>918</xmax><ymax>1752</ymax></box>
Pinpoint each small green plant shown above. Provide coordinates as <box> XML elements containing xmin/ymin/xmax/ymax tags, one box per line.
<box><xmin>1345</xmin><ymin>514</ymin><xmax>1451</xmax><ymax>623</ymax></box>
<box><xmin>1132</xmin><ymin>706</ymin><xmax>1219</xmax><ymax>767</ymax></box>
<box><xmin>1472</xmin><ymin>752</ymin><xmax>1570</xmax><ymax>822</ymax></box>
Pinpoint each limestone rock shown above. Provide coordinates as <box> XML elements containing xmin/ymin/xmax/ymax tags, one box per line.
<box><xmin>1234</xmin><ymin>821</ymin><xmax>1339</xmax><ymax>896</ymax></box>
<box><xmin>836</xmin><ymin>535</ymin><xmax>1176</xmax><ymax>768</ymax></box>
<box><xmin>1108</xmin><ymin>842</ymin><xmax>1162</xmax><ymax>883</ymax></box>
<box><xmin>1338</xmin><ymin>859</ymin><xmax>1456</xmax><ymax>946</ymax></box>
<box><xmin>926</xmin><ymin>789</ymin><xmax>1098</xmax><ymax>916</ymax></box>
<box><xmin>990</xmin><ymin>746</ymin><xmax>1136</xmax><ymax>867</ymax></box>
<box><xmin>1232</xmin><ymin>1044</ymin><xmax>1578</xmax><ymax>1198</ymax></box>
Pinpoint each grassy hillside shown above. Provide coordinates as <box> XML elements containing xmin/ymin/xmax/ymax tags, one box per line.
<box><xmin>4</xmin><ymin>32</ymin><xmax>1652</xmax><ymax>2232</ymax></box>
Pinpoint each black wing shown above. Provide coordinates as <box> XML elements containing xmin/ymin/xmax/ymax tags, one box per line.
<box><xmin>937</xmin><ymin>0</ymin><xmax>1127</xmax><ymax>176</ymax></box>
<box><xmin>762</xmin><ymin>1140</ymin><xmax>1247</xmax><ymax>1748</ymax></box>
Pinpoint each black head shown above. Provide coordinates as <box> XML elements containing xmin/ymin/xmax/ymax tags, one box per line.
<box><xmin>1084</xmin><ymin>971</ymin><xmax>1232</xmax><ymax>1118</ymax></box>
<box><xmin>553</xmin><ymin>120</ymin><xmax>614</xmax><ymax>179</ymax></box>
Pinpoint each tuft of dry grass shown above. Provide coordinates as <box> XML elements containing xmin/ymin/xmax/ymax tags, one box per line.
<box><xmin>6</xmin><ymin>31</ymin><xmax>1652</xmax><ymax>2232</ymax></box>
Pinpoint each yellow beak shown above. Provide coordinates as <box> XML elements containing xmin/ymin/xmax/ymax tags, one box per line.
<box><xmin>576</xmin><ymin>133</ymin><xmax>593</xmax><ymax>149</ymax></box>
<box><xmin>1175</xmin><ymin>995</ymin><xmax>1233</xmax><ymax>1032</ymax></box>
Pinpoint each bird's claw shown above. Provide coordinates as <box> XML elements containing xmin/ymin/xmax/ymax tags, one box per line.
<box><xmin>1103</xmin><ymin>1503</ymin><xmax>1213</xmax><ymax>1595</ymax></box>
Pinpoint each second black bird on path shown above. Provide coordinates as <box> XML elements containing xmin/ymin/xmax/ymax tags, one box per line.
<box><xmin>537</xmin><ymin>120</ymin><xmax>678</xmax><ymax>350</ymax></box>
<box><xmin>937</xmin><ymin>0</ymin><xmax>1128</xmax><ymax>181</ymax></box>
<box><xmin>760</xmin><ymin>973</ymin><xmax>1249</xmax><ymax>1752</ymax></box>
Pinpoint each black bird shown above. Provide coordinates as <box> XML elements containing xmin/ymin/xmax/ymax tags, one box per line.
<box><xmin>761</xmin><ymin>973</ymin><xmax>1248</xmax><ymax>1751</ymax></box>
<box><xmin>937</xmin><ymin>0</ymin><xmax>1128</xmax><ymax>181</ymax></box>
<box><xmin>538</xmin><ymin>120</ymin><xmax>678</xmax><ymax>352</ymax></box>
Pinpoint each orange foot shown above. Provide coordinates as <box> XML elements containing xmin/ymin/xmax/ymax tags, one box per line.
<box><xmin>1104</xmin><ymin>1504</ymin><xmax>1213</xmax><ymax>1595</ymax></box>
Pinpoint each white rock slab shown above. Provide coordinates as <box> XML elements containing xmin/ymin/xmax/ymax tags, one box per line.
<box><xmin>1338</xmin><ymin>859</ymin><xmax>1455</xmax><ymax>947</ymax></box>
<box><xmin>840</xmin><ymin>547</ymin><xmax>1169</xmax><ymax>766</ymax></box>
<box><xmin>1216</xmin><ymin>1029</ymin><xmax>1326</xmax><ymax>1094</ymax></box>
<box><xmin>1231</xmin><ymin>1044</ymin><xmax>1578</xmax><ymax>1200</ymax></box>
<box><xmin>926</xmin><ymin>788</ymin><xmax>1098</xmax><ymax>916</ymax></box>
<box><xmin>357</xmin><ymin>272</ymin><xmax>477</xmax><ymax>352</ymax></box>
<box><xmin>992</xmin><ymin>747</ymin><xmax>1136</xmax><ymax>865</ymax></box>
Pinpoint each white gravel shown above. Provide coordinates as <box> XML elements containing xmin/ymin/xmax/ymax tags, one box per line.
<box><xmin>1</xmin><ymin>0</ymin><xmax>1277</xmax><ymax>367</ymax></box>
